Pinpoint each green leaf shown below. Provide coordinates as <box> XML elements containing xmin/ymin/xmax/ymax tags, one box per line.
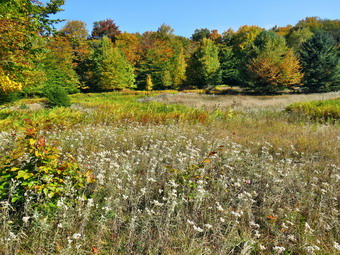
<box><xmin>16</xmin><ymin>170</ymin><xmax>33</xmax><ymax>180</ymax></box>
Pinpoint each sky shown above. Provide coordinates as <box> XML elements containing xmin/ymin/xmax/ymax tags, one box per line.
<box><xmin>49</xmin><ymin>0</ymin><xmax>340</xmax><ymax>38</ymax></box>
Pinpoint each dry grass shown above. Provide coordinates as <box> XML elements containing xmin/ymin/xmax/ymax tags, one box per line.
<box><xmin>141</xmin><ymin>91</ymin><xmax>340</xmax><ymax>111</ymax></box>
<box><xmin>0</xmin><ymin>91</ymin><xmax>339</xmax><ymax>254</ymax></box>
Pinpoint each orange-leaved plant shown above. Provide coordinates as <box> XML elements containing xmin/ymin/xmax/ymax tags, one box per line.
<box><xmin>0</xmin><ymin>119</ymin><xmax>95</xmax><ymax>210</ymax></box>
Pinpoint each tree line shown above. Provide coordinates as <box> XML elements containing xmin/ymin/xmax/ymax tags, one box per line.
<box><xmin>0</xmin><ymin>0</ymin><xmax>339</xmax><ymax>103</ymax></box>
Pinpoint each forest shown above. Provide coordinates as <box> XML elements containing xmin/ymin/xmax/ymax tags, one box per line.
<box><xmin>0</xmin><ymin>0</ymin><xmax>339</xmax><ymax>104</ymax></box>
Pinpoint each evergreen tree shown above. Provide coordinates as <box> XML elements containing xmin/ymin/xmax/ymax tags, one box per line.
<box><xmin>299</xmin><ymin>30</ymin><xmax>339</xmax><ymax>92</ymax></box>
<box><xmin>219</xmin><ymin>46</ymin><xmax>240</xmax><ymax>85</ymax></box>
<box><xmin>90</xmin><ymin>37</ymin><xmax>135</xmax><ymax>91</ymax></box>
<box><xmin>186</xmin><ymin>38</ymin><xmax>221</xmax><ymax>88</ymax></box>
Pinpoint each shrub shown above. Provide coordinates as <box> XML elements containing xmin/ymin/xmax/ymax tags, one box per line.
<box><xmin>0</xmin><ymin>120</ymin><xmax>95</xmax><ymax>211</ymax></box>
<box><xmin>44</xmin><ymin>85</ymin><xmax>71</xmax><ymax>107</ymax></box>
<box><xmin>286</xmin><ymin>98</ymin><xmax>340</xmax><ymax>123</ymax></box>
<box><xmin>0</xmin><ymin>91</ymin><xmax>20</xmax><ymax>105</ymax></box>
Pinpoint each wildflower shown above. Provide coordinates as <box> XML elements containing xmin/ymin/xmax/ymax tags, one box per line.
<box><xmin>231</xmin><ymin>211</ymin><xmax>243</xmax><ymax>217</ymax></box>
<box><xmin>193</xmin><ymin>225</ymin><xmax>204</xmax><ymax>232</ymax></box>
<box><xmin>304</xmin><ymin>222</ymin><xmax>314</xmax><ymax>234</ymax></box>
<box><xmin>153</xmin><ymin>200</ymin><xmax>163</xmax><ymax>207</ymax></box>
<box><xmin>204</xmin><ymin>224</ymin><xmax>213</xmax><ymax>229</ymax></box>
<box><xmin>334</xmin><ymin>242</ymin><xmax>340</xmax><ymax>251</ymax></box>
<box><xmin>87</xmin><ymin>198</ymin><xmax>94</xmax><ymax>207</ymax></box>
<box><xmin>187</xmin><ymin>220</ymin><xmax>195</xmax><ymax>225</ymax></box>
<box><xmin>287</xmin><ymin>234</ymin><xmax>296</xmax><ymax>242</ymax></box>
<box><xmin>216</xmin><ymin>202</ymin><xmax>224</xmax><ymax>212</ymax></box>
<box><xmin>304</xmin><ymin>245</ymin><xmax>320</xmax><ymax>253</ymax></box>
<box><xmin>72</xmin><ymin>233</ymin><xmax>81</xmax><ymax>239</ymax></box>
<box><xmin>249</xmin><ymin>221</ymin><xmax>260</xmax><ymax>228</ymax></box>
<box><xmin>140</xmin><ymin>188</ymin><xmax>146</xmax><ymax>195</ymax></box>
<box><xmin>220</xmin><ymin>217</ymin><xmax>225</xmax><ymax>223</ymax></box>
<box><xmin>273</xmin><ymin>246</ymin><xmax>286</xmax><ymax>254</ymax></box>
<box><xmin>254</xmin><ymin>230</ymin><xmax>261</xmax><ymax>238</ymax></box>
<box><xmin>22</xmin><ymin>216</ymin><xmax>30</xmax><ymax>223</ymax></box>
<box><xmin>259</xmin><ymin>244</ymin><xmax>266</xmax><ymax>250</ymax></box>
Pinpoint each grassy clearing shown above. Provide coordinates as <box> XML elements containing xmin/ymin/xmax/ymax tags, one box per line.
<box><xmin>286</xmin><ymin>98</ymin><xmax>340</xmax><ymax>123</ymax></box>
<box><xmin>0</xmin><ymin>92</ymin><xmax>339</xmax><ymax>254</ymax></box>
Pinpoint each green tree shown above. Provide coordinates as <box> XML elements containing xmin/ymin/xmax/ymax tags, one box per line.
<box><xmin>286</xmin><ymin>27</ymin><xmax>314</xmax><ymax>51</ymax></box>
<box><xmin>171</xmin><ymin>48</ymin><xmax>187</xmax><ymax>88</ymax></box>
<box><xmin>186</xmin><ymin>38</ymin><xmax>221</xmax><ymax>88</ymax></box>
<box><xmin>61</xmin><ymin>20</ymin><xmax>88</xmax><ymax>40</ymax></box>
<box><xmin>42</xmin><ymin>36</ymin><xmax>80</xmax><ymax>94</ymax></box>
<box><xmin>191</xmin><ymin>28</ymin><xmax>211</xmax><ymax>42</ymax></box>
<box><xmin>0</xmin><ymin>0</ymin><xmax>64</xmax><ymax>97</ymax></box>
<box><xmin>135</xmin><ymin>31</ymin><xmax>173</xmax><ymax>90</ymax></box>
<box><xmin>0</xmin><ymin>0</ymin><xmax>64</xmax><ymax>34</ymax></box>
<box><xmin>246</xmin><ymin>31</ymin><xmax>303</xmax><ymax>93</ymax></box>
<box><xmin>299</xmin><ymin>31</ymin><xmax>340</xmax><ymax>92</ymax></box>
<box><xmin>219</xmin><ymin>46</ymin><xmax>239</xmax><ymax>85</ymax></box>
<box><xmin>90</xmin><ymin>37</ymin><xmax>135</xmax><ymax>91</ymax></box>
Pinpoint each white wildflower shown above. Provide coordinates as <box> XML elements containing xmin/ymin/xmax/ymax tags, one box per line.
<box><xmin>304</xmin><ymin>245</ymin><xmax>320</xmax><ymax>253</ymax></box>
<box><xmin>193</xmin><ymin>225</ymin><xmax>203</xmax><ymax>232</ymax></box>
<box><xmin>187</xmin><ymin>219</ymin><xmax>195</xmax><ymax>225</ymax></box>
<box><xmin>305</xmin><ymin>222</ymin><xmax>314</xmax><ymax>234</ymax></box>
<box><xmin>216</xmin><ymin>202</ymin><xmax>224</xmax><ymax>212</ymax></box>
<box><xmin>72</xmin><ymin>233</ymin><xmax>81</xmax><ymax>239</ymax></box>
<box><xmin>273</xmin><ymin>246</ymin><xmax>286</xmax><ymax>254</ymax></box>
<box><xmin>22</xmin><ymin>216</ymin><xmax>30</xmax><ymax>223</ymax></box>
<box><xmin>334</xmin><ymin>242</ymin><xmax>340</xmax><ymax>251</ymax></box>
<box><xmin>259</xmin><ymin>244</ymin><xmax>266</xmax><ymax>250</ymax></box>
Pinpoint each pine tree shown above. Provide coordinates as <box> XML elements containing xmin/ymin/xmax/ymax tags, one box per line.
<box><xmin>90</xmin><ymin>37</ymin><xmax>135</xmax><ymax>91</ymax></box>
<box><xmin>219</xmin><ymin>46</ymin><xmax>240</xmax><ymax>85</ymax></box>
<box><xmin>299</xmin><ymin>30</ymin><xmax>339</xmax><ymax>92</ymax></box>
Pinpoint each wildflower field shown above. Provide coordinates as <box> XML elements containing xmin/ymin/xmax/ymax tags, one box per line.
<box><xmin>0</xmin><ymin>91</ymin><xmax>339</xmax><ymax>254</ymax></box>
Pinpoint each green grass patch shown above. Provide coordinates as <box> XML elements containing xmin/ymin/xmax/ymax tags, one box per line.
<box><xmin>286</xmin><ymin>98</ymin><xmax>340</xmax><ymax>123</ymax></box>
<box><xmin>0</xmin><ymin>92</ymin><xmax>237</xmax><ymax>131</ymax></box>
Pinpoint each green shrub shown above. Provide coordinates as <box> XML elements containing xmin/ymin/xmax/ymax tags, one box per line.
<box><xmin>0</xmin><ymin>91</ymin><xmax>20</xmax><ymax>105</ymax></box>
<box><xmin>0</xmin><ymin>120</ymin><xmax>95</xmax><ymax>211</ymax></box>
<box><xmin>286</xmin><ymin>98</ymin><xmax>340</xmax><ymax>123</ymax></box>
<box><xmin>44</xmin><ymin>85</ymin><xmax>71</xmax><ymax>107</ymax></box>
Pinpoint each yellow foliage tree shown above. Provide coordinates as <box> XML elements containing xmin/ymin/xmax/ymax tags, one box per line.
<box><xmin>0</xmin><ymin>68</ymin><xmax>22</xmax><ymax>93</ymax></box>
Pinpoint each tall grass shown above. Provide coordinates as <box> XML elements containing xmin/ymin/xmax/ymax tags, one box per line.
<box><xmin>0</xmin><ymin>92</ymin><xmax>339</xmax><ymax>254</ymax></box>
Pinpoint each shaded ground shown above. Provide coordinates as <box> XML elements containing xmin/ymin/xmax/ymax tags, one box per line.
<box><xmin>139</xmin><ymin>91</ymin><xmax>340</xmax><ymax>111</ymax></box>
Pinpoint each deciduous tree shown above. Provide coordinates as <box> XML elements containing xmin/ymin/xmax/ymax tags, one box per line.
<box><xmin>186</xmin><ymin>38</ymin><xmax>221</xmax><ymax>88</ymax></box>
<box><xmin>247</xmin><ymin>31</ymin><xmax>303</xmax><ymax>93</ymax></box>
<box><xmin>90</xmin><ymin>37</ymin><xmax>135</xmax><ymax>91</ymax></box>
<box><xmin>92</xmin><ymin>19</ymin><xmax>121</xmax><ymax>42</ymax></box>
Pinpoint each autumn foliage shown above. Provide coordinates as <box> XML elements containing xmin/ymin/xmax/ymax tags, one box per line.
<box><xmin>0</xmin><ymin>0</ymin><xmax>339</xmax><ymax>103</ymax></box>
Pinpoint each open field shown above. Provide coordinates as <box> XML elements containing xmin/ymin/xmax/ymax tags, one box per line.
<box><xmin>140</xmin><ymin>91</ymin><xmax>340</xmax><ymax>111</ymax></box>
<box><xmin>0</xmin><ymin>92</ymin><xmax>339</xmax><ymax>254</ymax></box>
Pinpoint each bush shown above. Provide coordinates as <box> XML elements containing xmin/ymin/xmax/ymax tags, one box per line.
<box><xmin>44</xmin><ymin>85</ymin><xmax>71</xmax><ymax>107</ymax></box>
<box><xmin>286</xmin><ymin>98</ymin><xmax>340</xmax><ymax>123</ymax></box>
<box><xmin>0</xmin><ymin>91</ymin><xmax>21</xmax><ymax>105</ymax></box>
<box><xmin>0</xmin><ymin>120</ymin><xmax>95</xmax><ymax>211</ymax></box>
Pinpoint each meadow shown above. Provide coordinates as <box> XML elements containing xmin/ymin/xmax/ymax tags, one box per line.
<box><xmin>0</xmin><ymin>91</ymin><xmax>339</xmax><ymax>254</ymax></box>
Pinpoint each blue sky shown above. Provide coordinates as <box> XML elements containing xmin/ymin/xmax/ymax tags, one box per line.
<box><xmin>49</xmin><ymin>0</ymin><xmax>340</xmax><ymax>38</ymax></box>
